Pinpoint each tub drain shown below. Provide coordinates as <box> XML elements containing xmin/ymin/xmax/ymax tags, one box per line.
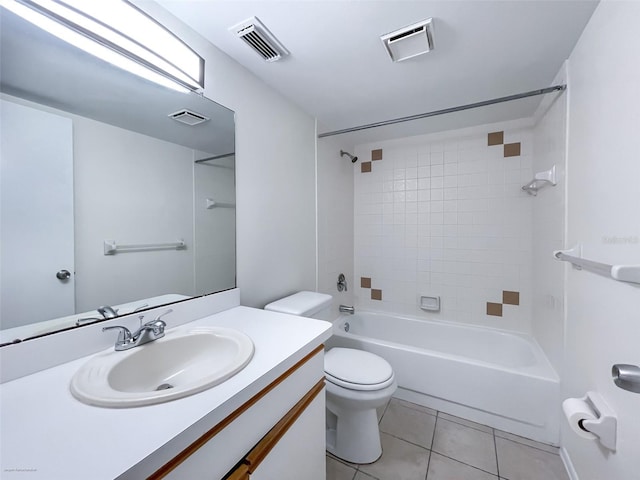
<box><xmin>344</xmin><ymin>322</ymin><xmax>350</xmax><ymax>332</ymax></box>
<box><xmin>156</xmin><ymin>383</ymin><xmax>174</xmax><ymax>391</ymax></box>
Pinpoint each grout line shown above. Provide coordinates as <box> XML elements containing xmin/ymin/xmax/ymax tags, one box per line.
<box><xmin>424</xmin><ymin>449</ymin><xmax>433</xmax><ymax>480</ymax></box>
<box><xmin>430</xmin><ymin>450</ymin><xmax>501</xmax><ymax>478</ymax></box>
<box><xmin>425</xmin><ymin>415</ymin><xmax>438</xmax><ymax>479</ymax></box>
<box><xmin>494</xmin><ymin>433</ymin><xmax>560</xmax><ymax>455</ymax></box>
<box><xmin>355</xmin><ymin>469</ymin><xmax>379</xmax><ymax>480</ymax></box>
<box><xmin>379</xmin><ymin>431</ymin><xmax>431</xmax><ymax>451</ymax></box>
<box><xmin>493</xmin><ymin>430</ymin><xmax>501</xmax><ymax>479</ymax></box>
<box><xmin>428</xmin><ymin>413</ymin><xmax>439</xmax><ymax>455</ymax></box>
<box><xmin>378</xmin><ymin>398</ymin><xmax>392</xmax><ymax>424</ymax></box>
<box><xmin>392</xmin><ymin>398</ymin><xmax>438</xmax><ymax>417</ymax></box>
<box><xmin>436</xmin><ymin>412</ymin><xmax>494</xmax><ymax>435</ymax></box>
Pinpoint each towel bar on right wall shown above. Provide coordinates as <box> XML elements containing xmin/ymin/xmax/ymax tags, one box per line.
<box><xmin>553</xmin><ymin>245</ymin><xmax>640</xmax><ymax>285</ymax></box>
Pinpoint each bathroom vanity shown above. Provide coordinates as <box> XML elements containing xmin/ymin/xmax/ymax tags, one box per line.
<box><xmin>0</xmin><ymin>300</ymin><xmax>332</xmax><ymax>479</ymax></box>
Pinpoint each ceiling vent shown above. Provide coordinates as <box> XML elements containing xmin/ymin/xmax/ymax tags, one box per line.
<box><xmin>229</xmin><ymin>16</ymin><xmax>289</xmax><ymax>62</ymax></box>
<box><xmin>381</xmin><ymin>18</ymin><xmax>434</xmax><ymax>62</ymax></box>
<box><xmin>168</xmin><ymin>109</ymin><xmax>210</xmax><ymax>126</ymax></box>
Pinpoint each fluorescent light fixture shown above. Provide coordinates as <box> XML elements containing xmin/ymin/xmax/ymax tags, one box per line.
<box><xmin>0</xmin><ymin>0</ymin><xmax>204</xmax><ymax>93</ymax></box>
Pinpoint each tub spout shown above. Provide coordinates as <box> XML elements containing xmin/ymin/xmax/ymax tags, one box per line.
<box><xmin>339</xmin><ymin>305</ymin><xmax>355</xmax><ymax>314</ymax></box>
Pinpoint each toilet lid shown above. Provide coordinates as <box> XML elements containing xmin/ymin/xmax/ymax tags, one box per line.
<box><xmin>324</xmin><ymin>348</ymin><xmax>394</xmax><ymax>391</ymax></box>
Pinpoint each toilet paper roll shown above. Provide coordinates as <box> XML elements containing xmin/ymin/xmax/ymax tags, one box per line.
<box><xmin>562</xmin><ymin>397</ymin><xmax>598</xmax><ymax>440</ymax></box>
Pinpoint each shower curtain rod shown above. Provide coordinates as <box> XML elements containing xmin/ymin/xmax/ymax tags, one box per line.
<box><xmin>317</xmin><ymin>85</ymin><xmax>566</xmax><ymax>138</ymax></box>
<box><xmin>194</xmin><ymin>152</ymin><xmax>235</xmax><ymax>164</ymax></box>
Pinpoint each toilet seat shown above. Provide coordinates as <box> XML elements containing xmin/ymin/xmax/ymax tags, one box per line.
<box><xmin>324</xmin><ymin>348</ymin><xmax>395</xmax><ymax>391</ymax></box>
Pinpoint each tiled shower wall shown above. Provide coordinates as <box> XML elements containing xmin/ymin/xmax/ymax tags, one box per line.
<box><xmin>353</xmin><ymin>120</ymin><xmax>536</xmax><ymax>333</ymax></box>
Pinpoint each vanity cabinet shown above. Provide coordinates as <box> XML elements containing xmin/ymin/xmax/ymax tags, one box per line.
<box><xmin>150</xmin><ymin>346</ymin><xmax>326</xmax><ymax>480</ymax></box>
<box><xmin>246</xmin><ymin>390</ymin><xmax>325</xmax><ymax>480</ymax></box>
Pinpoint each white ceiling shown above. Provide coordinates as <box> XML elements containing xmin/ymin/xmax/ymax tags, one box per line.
<box><xmin>156</xmin><ymin>0</ymin><xmax>598</xmax><ymax>140</ymax></box>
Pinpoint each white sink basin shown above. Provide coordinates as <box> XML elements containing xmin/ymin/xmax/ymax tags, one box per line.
<box><xmin>70</xmin><ymin>327</ymin><xmax>254</xmax><ymax>407</ymax></box>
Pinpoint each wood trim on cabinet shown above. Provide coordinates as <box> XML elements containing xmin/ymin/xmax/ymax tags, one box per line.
<box><xmin>225</xmin><ymin>463</ymin><xmax>250</xmax><ymax>480</ymax></box>
<box><xmin>148</xmin><ymin>344</ymin><xmax>324</xmax><ymax>480</ymax></box>
<box><xmin>244</xmin><ymin>378</ymin><xmax>325</xmax><ymax>473</ymax></box>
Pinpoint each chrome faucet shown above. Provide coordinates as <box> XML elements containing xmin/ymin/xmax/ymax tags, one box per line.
<box><xmin>75</xmin><ymin>316</ymin><xmax>102</xmax><ymax>326</ymax></box>
<box><xmin>97</xmin><ymin>305</ymin><xmax>119</xmax><ymax>319</ymax></box>
<box><xmin>103</xmin><ymin>309</ymin><xmax>172</xmax><ymax>351</ymax></box>
<box><xmin>76</xmin><ymin>304</ymin><xmax>147</xmax><ymax>326</ymax></box>
<box><xmin>339</xmin><ymin>305</ymin><xmax>355</xmax><ymax>314</ymax></box>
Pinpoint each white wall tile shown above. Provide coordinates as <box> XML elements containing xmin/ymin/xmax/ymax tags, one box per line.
<box><xmin>353</xmin><ymin>120</ymin><xmax>535</xmax><ymax>333</ymax></box>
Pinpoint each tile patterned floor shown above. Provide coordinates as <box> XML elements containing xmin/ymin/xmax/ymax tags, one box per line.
<box><xmin>326</xmin><ymin>398</ymin><xmax>569</xmax><ymax>480</ymax></box>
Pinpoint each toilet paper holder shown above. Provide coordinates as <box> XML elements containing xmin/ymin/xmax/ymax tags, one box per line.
<box><xmin>576</xmin><ymin>392</ymin><xmax>617</xmax><ymax>451</ymax></box>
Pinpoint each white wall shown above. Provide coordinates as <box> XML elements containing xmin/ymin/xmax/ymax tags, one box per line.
<box><xmin>352</xmin><ymin>120</ymin><xmax>535</xmax><ymax>333</ymax></box>
<box><xmin>561</xmin><ymin>2</ymin><xmax>640</xmax><ymax>478</ymax></box>
<box><xmin>531</xmin><ymin>69</ymin><xmax>568</xmax><ymax>376</ymax></box>
<box><xmin>193</xmin><ymin>156</ymin><xmax>236</xmax><ymax>296</ymax></box>
<box><xmin>136</xmin><ymin>2</ymin><xmax>318</xmax><ymax>308</ymax></box>
<box><xmin>317</xmin><ymin>136</ymin><xmax>355</xmax><ymax>317</ymax></box>
<box><xmin>74</xmin><ymin>117</ymin><xmax>195</xmax><ymax>311</ymax></box>
<box><xmin>1</xmin><ymin>95</ymin><xmax>199</xmax><ymax>315</ymax></box>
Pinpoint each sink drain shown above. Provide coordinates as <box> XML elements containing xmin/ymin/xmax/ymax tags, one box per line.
<box><xmin>156</xmin><ymin>383</ymin><xmax>174</xmax><ymax>391</ymax></box>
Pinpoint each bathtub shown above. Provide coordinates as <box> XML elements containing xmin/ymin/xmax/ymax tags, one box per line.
<box><xmin>326</xmin><ymin>311</ymin><xmax>560</xmax><ymax>444</ymax></box>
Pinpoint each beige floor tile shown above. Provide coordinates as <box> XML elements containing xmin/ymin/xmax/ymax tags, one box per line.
<box><xmin>392</xmin><ymin>397</ymin><xmax>438</xmax><ymax>416</ymax></box>
<box><xmin>437</xmin><ymin>412</ymin><xmax>493</xmax><ymax>434</ymax></box>
<box><xmin>380</xmin><ymin>398</ymin><xmax>437</xmax><ymax>448</ymax></box>
<box><xmin>327</xmin><ymin>455</ymin><xmax>357</xmax><ymax>480</ymax></box>
<box><xmin>494</xmin><ymin>430</ymin><xmax>559</xmax><ymax>455</ymax></box>
<box><xmin>354</xmin><ymin>472</ymin><xmax>378</xmax><ymax>480</ymax></box>
<box><xmin>359</xmin><ymin>433</ymin><xmax>430</xmax><ymax>480</ymax></box>
<box><xmin>427</xmin><ymin>452</ymin><xmax>499</xmax><ymax>480</ymax></box>
<box><xmin>495</xmin><ymin>437</ymin><xmax>569</xmax><ymax>480</ymax></box>
<box><xmin>432</xmin><ymin>418</ymin><xmax>498</xmax><ymax>475</ymax></box>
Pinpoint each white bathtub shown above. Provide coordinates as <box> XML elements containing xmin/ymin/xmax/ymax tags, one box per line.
<box><xmin>326</xmin><ymin>311</ymin><xmax>560</xmax><ymax>444</ymax></box>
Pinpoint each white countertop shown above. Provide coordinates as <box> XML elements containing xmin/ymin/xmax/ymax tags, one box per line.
<box><xmin>0</xmin><ymin>306</ymin><xmax>332</xmax><ymax>480</ymax></box>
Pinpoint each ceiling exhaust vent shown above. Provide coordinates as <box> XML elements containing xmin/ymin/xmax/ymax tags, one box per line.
<box><xmin>168</xmin><ymin>109</ymin><xmax>210</xmax><ymax>126</ymax></box>
<box><xmin>381</xmin><ymin>18</ymin><xmax>434</xmax><ymax>62</ymax></box>
<box><xmin>229</xmin><ymin>16</ymin><xmax>289</xmax><ymax>62</ymax></box>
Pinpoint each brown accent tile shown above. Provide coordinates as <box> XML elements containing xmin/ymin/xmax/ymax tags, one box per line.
<box><xmin>486</xmin><ymin>302</ymin><xmax>503</xmax><ymax>317</ymax></box>
<box><xmin>488</xmin><ymin>131</ymin><xmax>504</xmax><ymax>146</ymax></box>
<box><xmin>371</xmin><ymin>149</ymin><xmax>383</xmax><ymax>161</ymax></box>
<box><xmin>504</xmin><ymin>142</ymin><xmax>521</xmax><ymax>157</ymax></box>
<box><xmin>371</xmin><ymin>289</ymin><xmax>382</xmax><ymax>301</ymax></box>
<box><xmin>361</xmin><ymin>277</ymin><xmax>372</xmax><ymax>288</ymax></box>
<box><xmin>503</xmin><ymin>291</ymin><xmax>520</xmax><ymax>305</ymax></box>
<box><xmin>361</xmin><ymin>161</ymin><xmax>372</xmax><ymax>173</ymax></box>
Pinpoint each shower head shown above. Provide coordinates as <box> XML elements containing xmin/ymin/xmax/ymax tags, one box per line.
<box><xmin>340</xmin><ymin>150</ymin><xmax>358</xmax><ymax>163</ymax></box>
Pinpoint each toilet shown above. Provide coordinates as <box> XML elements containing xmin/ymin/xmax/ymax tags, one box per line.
<box><xmin>265</xmin><ymin>291</ymin><xmax>397</xmax><ymax>464</ymax></box>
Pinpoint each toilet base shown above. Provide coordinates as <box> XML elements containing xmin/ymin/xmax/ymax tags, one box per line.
<box><xmin>324</xmin><ymin>379</ymin><xmax>397</xmax><ymax>464</ymax></box>
<box><xmin>326</xmin><ymin>407</ymin><xmax>383</xmax><ymax>464</ymax></box>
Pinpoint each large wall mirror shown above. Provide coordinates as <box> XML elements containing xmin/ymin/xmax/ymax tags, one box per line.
<box><xmin>0</xmin><ymin>8</ymin><xmax>236</xmax><ymax>344</ymax></box>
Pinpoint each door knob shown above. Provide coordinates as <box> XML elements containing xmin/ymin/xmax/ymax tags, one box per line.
<box><xmin>56</xmin><ymin>269</ymin><xmax>71</xmax><ymax>280</ymax></box>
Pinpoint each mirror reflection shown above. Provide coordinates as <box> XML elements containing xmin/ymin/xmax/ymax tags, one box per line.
<box><xmin>0</xmin><ymin>8</ymin><xmax>236</xmax><ymax>344</ymax></box>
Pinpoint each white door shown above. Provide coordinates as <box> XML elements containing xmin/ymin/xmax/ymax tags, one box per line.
<box><xmin>0</xmin><ymin>99</ymin><xmax>75</xmax><ymax>330</ymax></box>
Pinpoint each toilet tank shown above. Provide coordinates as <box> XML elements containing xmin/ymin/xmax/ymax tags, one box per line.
<box><xmin>264</xmin><ymin>291</ymin><xmax>333</xmax><ymax>320</ymax></box>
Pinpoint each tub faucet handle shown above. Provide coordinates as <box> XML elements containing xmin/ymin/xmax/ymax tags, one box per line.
<box><xmin>339</xmin><ymin>305</ymin><xmax>355</xmax><ymax>314</ymax></box>
<box><xmin>337</xmin><ymin>273</ymin><xmax>348</xmax><ymax>292</ymax></box>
